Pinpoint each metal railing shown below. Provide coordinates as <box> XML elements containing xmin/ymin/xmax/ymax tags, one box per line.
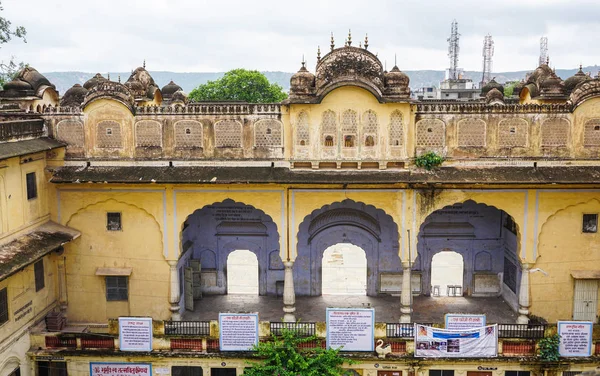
<box><xmin>386</xmin><ymin>323</ymin><xmax>418</xmax><ymax>338</ymax></box>
<box><xmin>497</xmin><ymin>323</ymin><xmax>546</xmax><ymax>339</ymax></box>
<box><xmin>270</xmin><ymin>322</ymin><xmax>316</xmax><ymax>337</ymax></box>
<box><xmin>164</xmin><ymin>321</ymin><xmax>211</xmax><ymax>336</ymax></box>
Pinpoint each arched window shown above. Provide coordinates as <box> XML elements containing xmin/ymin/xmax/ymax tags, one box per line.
<box><xmin>344</xmin><ymin>135</ymin><xmax>355</xmax><ymax>147</ymax></box>
<box><xmin>296</xmin><ymin>111</ymin><xmax>310</xmax><ymax>146</ymax></box>
<box><xmin>389</xmin><ymin>110</ymin><xmax>404</xmax><ymax>147</ymax></box>
<box><xmin>341</xmin><ymin>109</ymin><xmax>358</xmax><ymax>148</ymax></box>
<box><xmin>365</xmin><ymin>135</ymin><xmax>375</xmax><ymax>147</ymax></box>
<box><xmin>254</xmin><ymin>119</ymin><xmax>282</xmax><ymax>147</ymax></box>
<box><xmin>321</xmin><ymin>110</ymin><xmax>337</xmax><ymax>147</ymax></box>
<box><xmin>325</xmin><ymin>135</ymin><xmax>334</xmax><ymax>147</ymax></box>
<box><xmin>362</xmin><ymin>110</ymin><xmax>378</xmax><ymax>148</ymax></box>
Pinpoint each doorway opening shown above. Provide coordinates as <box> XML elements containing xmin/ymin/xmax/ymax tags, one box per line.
<box><xmin>322</xmin><ymin>243</ymin><xmax>367</xmax><ymax>295</ymax></box>
<box><xmin>431</xmin><ymin>251</ymin><xmax>464</xmax><ymax>297</ymax></box>
<box><xmin>227</xmin><ymin>250</ymin><xmax>258</xmax><ymax>295</ymax></box>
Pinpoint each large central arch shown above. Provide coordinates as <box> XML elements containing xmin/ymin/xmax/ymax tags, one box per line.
<box><xmin>295</xmin><ymin>199</ymin><xmax>400</xmax><ymax>296</ymax></box>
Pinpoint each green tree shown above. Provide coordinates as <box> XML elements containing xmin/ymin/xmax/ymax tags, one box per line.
<box><xmin>243</xmin><ymin>329</ymin><xmax>355</xmax><ymax>376</ymax></box>
<box><xmin>0</xmin><ymin>1</ymin><xmax>27</xmax><ymax>87</ymax></box>
<box><xmin>504</xmin><ymin>81</ymin><xmax>519</xmax><ymax>97</ymax></box>
<box><xmin>188</xmin><ymin>69</ymin><xmax>287</xmax><ymax>103</ymax></box>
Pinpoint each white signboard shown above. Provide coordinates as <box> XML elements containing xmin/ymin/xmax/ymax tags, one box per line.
<box><xmin>414</xmin><ymin>324</ymin><xmax>498</xmax><ymax>358</ymax></box>
<box><xmin>219</xmin><ymin>313</ymin><xmax>259</xmax><ymax>351</ymax></box>
<box><xmin>445</xmin><ymin>314</ymin><xmax>486</xmax><ymax>330</ymax></box>
<box><xmin>90</xmin><ymin>363</ymin><xmax>152</xmax><ymax>376</ymax></box>
<box><xmin>118</xmin><ymin>317</ymin><xmax>153</xmax><ymax>352</ymax></box>
<box><xmin>326</xmin><ymin>308</ymin><xmax>375</xmax><ymax>351</ymax></box>
<box><xmin>558</xmin><ymin>321</ymin><xmax>593</xmax><ymax>357</ymax></box>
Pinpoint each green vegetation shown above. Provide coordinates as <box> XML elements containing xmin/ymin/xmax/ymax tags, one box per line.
<box><xmin>415</xmin><ymin>152</ymin><xmax>445</xmax><ymax>170</ymax></box>
<box><xmin>538</xmin><ymin>334</ymin><xmax>561</xmax><ymax>362</ymax></box>
<box><xmin>188</xmin><ymin>69</ymin><xmax>287</xmax><ymax>103</ymax></box>
<box><xmin>0</xmin><ymin>1</ymin><xmax>27</xmax><ymax>87</ymax></box>
<box><xmin>503</xmin><ymin>81</ymin><xmax>519</xmax><ymax>97</ymax></box>
<box><xmin>243</xmin><ymin>328</ymin><xmax>355</xmax><ymax>376</ymax></box>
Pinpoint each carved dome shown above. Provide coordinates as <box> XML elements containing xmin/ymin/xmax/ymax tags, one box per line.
<box><xmin>527</xmin><ymin>64</ymin><xmax>553</xmax><ymax>86</ymax></box>
<box><xmin>82</xmin><ymin>80</ymin><xmax>135</xmax><ymax>112</ymax></box>
<box><xmin>161</xmin><ymin>80</ymin><xmax>183</xmax><ymax>99</ymax></box>
<box><xmin>384</xmin><ymin>66</ymin><xmax>410</xmax><ymax>97</ymax></box>
<box><xmin>83</xmin><ymin>73</ymin><xmax>107</xmax><ymax>90</ymax></box>
<box><xmin>290</xmin><ymin>64</ymin><xmax>316</xmax><ymax>96</ymax></box>
<box><xmin>171</xmin><ymin>90</ymin><xmax>187</xmax><ymax>104</ymax></box>
<box><xmin>485</xmin><ymin>87</ymin><xmax>504</xmax><ymax>104</ymax></box>
<box><xmin>60</xmin><ymin>84</ymin><xmax>88</xmax><ymax>107</ymax></box>
<box><xmin>481</xmin><ymin>79</ymin><xmax>504</xmax><ymax>96</ymax></box>
<box><xmin>125</xmin><ymin>66</ymin><xmax>159</xmax><ymax>100</ymax></box>
<box><xmin>315</xmin><ymin>46</ymin><xmax>385</xmax><ymax>99</ymax></box>
<box><xmin>0</xmin><ymin>66</ymin><xmax>56</xmax><ymax>98</ymax></box>
<box><xmin>539</xmin><ymin>72</ymin><xmax>565</xmax><ymax>97</ymax></box>
<box><xmin>564</xmin><ymin>66</ymin><xmax>591</xmax><ymax>93</ymax></box>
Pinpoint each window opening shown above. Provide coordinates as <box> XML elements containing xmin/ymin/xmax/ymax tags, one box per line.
<box><xmin>509</xmin><ymin>127</ymin><xmax>516</xmax><ymax>134</ymax></box>
<box><xmin>35</xmin><ymin>260</ymin><xmax>45</xmax><ymax>292</ymax></box>
<box><xmin>427</xmin><ymin>128</ymin><xmax>433</xmax><ymax>133</ymax></box>
<box><xmin>431</xmin><ymin>251</ymin><xmax>464</xmax><ymax>297</ymax></box>
<box><xmin>26</xmin><ymin>172</ymin><xmax>37</xmax><ymax>200</ymax></box>
<box><xmin>106</xmin><ymin>128</ymin><xmax>112</xmax><ymax>135</ymax></box>
<box><xmin>583</xmin><ymin>214</ymin><xmax>598</xmax><ymax>233</ymax></box>
<box><xmin>185</xmin><ymin>128</ymin><xmax>191</xmax><ymax>134</ymax></box>
<box><xmin>324</xmin><ymin>136</ymin><xmax>334</xmax><ymax>147</ymax></box>
<box><xmin>172</xmin><ymin>367</ymin><xmax>203</xmax><ymax>376</ymax></box>
<box><xmin>106</xmin><ymin>276</ymin><xmax>128</xmax><ymax>301</ymax></box>
<box><xmin>429</xmin><ymin>371</ymin><xmax>454</xmax><ymax>376</ymax></box>
<box><xmin>300</xmin><ymin>140</ymin><xmax>305</xmax><ymax>146</ymax></box>
<box><xmin>0</xmin><ymin>287</ymin><xmax>8</xmax><ymax>325</ymax></box>
<box><xmin>37</xmin><ymin>361</ymin><xmax>67</xmax><ymax>376</ymax></box>
<box><xmin>594</xmin><ymin>126</ymin><xmax>600</xmax><ymax>131</ymax></box>
<box><xmin>226</xmin><ymin>250</ymin><xmax>258</xmax><ymax>294</ymax></box>
<box><xmin>322</xmin><ymin>243</ymin><xmax>367</xmax><ymax>295</ymax></box>
<box><xmin>365</xmin><ymin>135</ymin><xmax>375</xmax><ymax>147</ymax></box>
<box><xmin>344</xmin><ymin>135</ymin><xmax>355</xmax><ymax>147</ymax></box>
<box><xmin>107</xmin><ymin>212</ymin><xmax>122</xmax><ymax>231</ymax></box>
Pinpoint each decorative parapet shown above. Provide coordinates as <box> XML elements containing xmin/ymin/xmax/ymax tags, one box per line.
<box><xmin>134</xmin><ymin>103</ymin><xmax>282</xmax><ymax>116</ymax></box>
<box><xmin>416</xmin><ymin>102</ymin><xmax>571</xmax><ymax>114</ymax></box>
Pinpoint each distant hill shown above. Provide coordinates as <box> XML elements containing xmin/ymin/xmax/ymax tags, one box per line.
<box><xmin>44</xmin><ymin>66</ymin><xmax>600</xmax><ymax>95</ymax></box>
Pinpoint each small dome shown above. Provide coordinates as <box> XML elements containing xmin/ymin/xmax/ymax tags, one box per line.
<box><xmin>83</xmin><ymin>73</ymin><xmax>107</xmax><ymax>90</ymax></box>
<box><xmin>481</xmin><ymin>79</ymin><xmax>504</xmax><ymax>96</ymax></box>
<box><xmin>146</xmin><ymin>85</ymin><xmax>159</xmax><ymax>100</ymax></box>
<box><xmin>290</xmin><ymin>64</ymin><xmax>315</xmax><ymax>96</ymax></box>
<box><xmin>3</xmin><ymin>78</ymin><xmax>33</xmax><ymax>91</ymax></box>
<box><xmin>60</xmin><ymin>83</ymin><xmax>88</xmax><ymax>107</ymax></box>
<box><xmin>171</xmin><ymin>89</ymin><xmax>187</xmax><ymax>104</ymax></box>
<box><xmin>528</xmin><ymin>64</ymin><xmax>553</xmax><ymax>85</ymax></box>
<box><xmin>564</xmin><ymin>66</ymin><xmax>591</xmax><ymax>93</ymax></box>
<box><xmin>125</xmin><ymin>80</ymin><xmax>144</xmax><ymax>92</ymax></box>
<box><xmin>485</xmin><ymin>87</ymin><xmax>504</xmax><ymax>104</ymax></box>
<box><xmin>384</xmin><ymin>66</ymin><xmax>410</xmax><ymax>97</ymax></box>
<box><xmin>161</xmin><ymin>80</ymin><xmax>182</xmax><ymax>98</ymax></box>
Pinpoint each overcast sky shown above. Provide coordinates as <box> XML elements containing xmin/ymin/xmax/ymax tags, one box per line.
<box><xmin>2</xmin><ymin>0</ymin><xmax>599</xmax><ymax>74</ymax></box>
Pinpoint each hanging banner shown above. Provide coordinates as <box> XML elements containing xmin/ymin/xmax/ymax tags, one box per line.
<box><xmin>90</xmin><ymin>363</ymin><xmax>151</xmax><ymax>376</ymax></box>
<box><xmin>118</xmin><ymin>317</ymin><xmax>153</xmax><ymax>352</ymax></box>
<box><xmin>326</xmin><ymin>308</ymin><xmax>375</xmax><ymax>351</ymax></box>
<box><xmin>558</xmin><ymin>321</ymin><xmax>593</xmax><ymax>357</ymax></box>
<box><xmin>414</xmin><ymin>324</ymin><xmax>498</xmax><ymax>358</ymax></box>
<box><xmin>445</xmin><ymin>314</ymin><xmax>486</xmax><ymax>330</ymax></box>
<box><xmin>219</xmin><ymin>313</ymin><xmax>259</xmax><ymax>351</ymax></box>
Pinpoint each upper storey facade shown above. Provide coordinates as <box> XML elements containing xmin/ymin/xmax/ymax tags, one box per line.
<box><xmin>3</xmin><ymin>45</ymin><xmax>600</xmax><ymax>168</ymax></box>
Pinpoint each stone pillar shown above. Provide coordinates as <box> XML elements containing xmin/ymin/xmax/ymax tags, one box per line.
<box><xmin>168</xmin><ymin>261</ymin><xmax>181</xmax><ymax>321</ymax></box>
<box><xmin>400</xmin><ymin>261</ymin><xmax>413</xmax><ymax>323</ymax></box>
<box><xmin>517</xmin><ymin>262</ymin><xmax>531</xmax><ymax>324</ymax></box>
<box><xmin>57</xmin><ymin>256</ymin><xmax>68</xmax><ymax>312</ymax></box>
<box><xmin>282</xmin><ymin>261</ymin><xmax>296</xmax><ymax>323</ymax></box>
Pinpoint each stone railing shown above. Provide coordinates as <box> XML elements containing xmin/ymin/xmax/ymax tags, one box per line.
<box><xmin>416</xmin><ymin>102</ymin><xmax>571</xmax><ymax>114</ymax></box>
<box><xmin>134</xmin><ymin>103</ymin><xmax>282</xmax><ymax>115</ymax></box>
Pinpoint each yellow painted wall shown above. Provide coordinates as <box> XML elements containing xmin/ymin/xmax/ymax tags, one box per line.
<box><xmin>83</xmin><ymin>99</ymin><xmax>135</xmax><ymax>158</ymax></box>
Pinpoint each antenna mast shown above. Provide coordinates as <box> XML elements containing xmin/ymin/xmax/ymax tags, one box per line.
<box><xmin>539</xmin><ymin>36</ymin><xmax>548</xmax><ymax>66</ymax></box>
<box><xmin>447</xmin><ymin>20</ymin><xmax>460</xmax><ymax>80</ymax></box>
<box><xmin>481</xmin><ymin>34</ymin><xmax>494</xmax><ymax>87</ymax></box>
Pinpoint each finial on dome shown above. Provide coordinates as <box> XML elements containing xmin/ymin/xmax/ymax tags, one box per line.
<box><xmin>347</xmin><ymin>29</ymin><xmax>352</xmax><ymax>46</ymax></box>
<box><xmin>317</xmin><ymin>46</ymin><xmax>321</xmax><ymax>61</ymax></box>
<box><xmin>364</xmin><ymin>34</ymin><xmax>369</xmax><ymax>50</ymax></box>
<box><xmin>107</xmin><ymin>73</ymin><xmax>110</xmax><ymax>81</ymax></box>
<box><xmin>143</xmin><ymin>59</ymin><xmax>146</xmax><ymax>69</ymax></box>
<box><xmin>301</xmin><ymin>54</ymin><xmax>305</xmax><ymax>68</ymax></box>
<box><xmin>118</xmin><ymin>75</ymin><xmax>121</xmax><ymax>83</ymax></box>
<box><xmin>394</xmin><ymin>53</ymin><xmax>397</xmax><ymax>67</ymax></box>
<box><xmin>546</xmin><ymin>56</ymin><xmax>550</xmax><ymax>65</ymax></box>
<box><xmin>359</xmin><ymin>41</ymin><xmax>362</xmax><ymax>48</ymax></box>
<box><xmin>330</xmin><ymin>32</ymin><xmax>335</xmax><ymax>51</ymax></box>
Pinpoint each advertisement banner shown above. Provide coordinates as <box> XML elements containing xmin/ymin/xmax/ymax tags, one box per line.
<box><xmin>90</xmin><ymin>363</ymin><xmax>151</xmax><ymax>376</ymax></box>
<box><xmin>445</xmin><ymin>314</ymin><xmax>486</xmax><ymax>330</ymax></box>
<box><xmin>326</xmin><ymin>308</ymin><xmax>375</xmax><ymax>351</ymax></box>
<box><xmin>118</xmin><ymin>317</ymin><xmax>153</xmax><ymax>352</ymax></box>
<box><xmin>558</xmin><ymin>321</ymin><xmax>593</xmax><ymax>357</ymax></box>
<box><xmin>414</xmin><ymin>324</ymin><xmax>498</xmax><ymax>358</ymax></box>
<box><xmin>219</xmin><ymin>313</ymin><xmax>259</xmax><ymax>351</ymax></box>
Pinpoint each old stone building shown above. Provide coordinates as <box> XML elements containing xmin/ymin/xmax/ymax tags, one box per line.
<box><xmin>0</xmin><ymin>37</ymin><xmax>599</xmax><ymax>376</ymax></box>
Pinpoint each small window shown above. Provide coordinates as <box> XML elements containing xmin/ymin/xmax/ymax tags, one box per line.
<box><xmin>582</xmin><ymin>214</ymin><xmax>598</xmax><ymax>233</ymax></box>
<box><xmin>429</xmin><ymin>371</ymin><xmax>454</xmax><ymax>376</ymax></box>
<box><xmin>509</xmin><ymin>127</ymin><xmax>516</xmax><ymax>134</ymax></box>
<box><xmin>365</xmin><ymin>135</ymin><xmax>375</xmax><ymax>147</ymax></box>
<box><xmin>266</xmin><ymin>128</ymin><xmax>272</xmax><ymax>135</ymax></box>
<box><xmin>172</xmin><ymin>367</ymin><xmax>203</xmax><ymax>376</ymax></box>
<box><xmin>299</xmin><ymin>140</ymin><xmax>306</xmax><ymax>146</ymax></box>
<box><xmin>106</xmin><ymin>128</ymin><xmax>113</xmax><ymax>135</ymax></box>
<box><xmin>506</xmin><ymin>372</ymin><xmax>530</xmax><ymax>376</ymax></box>
<box><xmin>324</xmin><ymin>136</ymin><xmax>334</xmax><ymax>147</ymax></box>
<box><xmin>106</xmin><ymin>276</ymin><xmax>128</xmax><ymax>301</ymax></box>
<box><xmin>185</xmin><ymin>128</ymin><xmax>191</xmax><ymax>134</ymax></box>
<box><xmin>26</xmin><ymin>172</ymin><xmax>37</xmax><ymax>200</ymax></box>
<box><xmin>594</xmin><ymin>126</ymin><xmax>600</xmax><ymax>131</ymax></box>
<box><xmin>427</xmin><ymin>128</ymin><xmax>433</xmax><ymax>133</ymax></box>
<box><xmin>107</xmin><ymin>212</ymin><xmax>122</xmax><ymax>231</ymax></box>
<box><xmin>34</xmin><ymin>260</ymin><xmax>45</xmax><ymax>292</ymax></box>
<box><xmin>395</xmin><ymin>140</ymin><xmax>400</xmax><ymax>146</ymax></box>
<box><xmin>0</xmin><ymin>287</ymin><xmax>8</xmax><ymax>325</ymax></box>
<box><xmin>37</xmin><ymin>361</ymin><xmax>67</xmax><ymax>376</ymax></box>
<box><xmin>562</xmin><ymin>372</ymin><xmax>581</xmax><ymax>376</ymax></box>
<box><xmin>344</xmin><ymin>135</ymin><xmax>355</xmax><ymax>147</ymax></box>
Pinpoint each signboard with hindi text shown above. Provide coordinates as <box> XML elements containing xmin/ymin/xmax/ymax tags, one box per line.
<box><xmin>414</xmin><ymin>324</ymin><xmax>498</xmax><ymax>358</ymax></box>
<box><xmin>445</xmin><ymin>314</ymin><xmax>486</xmax><ymax>330</ymax></box>
<box><xmin>326</xmin><ymin>308</ymin><xmax>375</xmax><ymax>351</ymax></box>
<box><xmin>90</xmin><ymin>363</ymin><xmax>151</xmax><ymax>376</ymax></box>
<box><xmin>219</xmin><ymin>313</ymin><xmax>259</xmax><ymax>351</ymax></box>
<box><xmin>118</xmin><ymin>317</ymin><xmax>153</xmax><ymax>352</ymax></box>
<box><xmin>558</xmin><ymin>321</ymin><xmax>593</xmax><ymax>357</ymax></box>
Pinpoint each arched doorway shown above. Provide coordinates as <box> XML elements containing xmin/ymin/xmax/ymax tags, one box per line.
<box><xmin>295</xmin><ymin>199</ymin><xmax>400</xmax><ymax>296</ymax></box>
<box><xmin>227</xmin><ymin>250</ymin><xmax>259</xmax><ymax>294</ymax></box>
<box><xmin>431</xmin><ymin>251</ymin><xmax>464</xmax><ymax>297</ymax></box>
<box><xmin>322</xmin><ymin>243</ymin><xmax>367</xmax><ymax>295</ymax></box>
<box><xmin>415</xmin><ymin>200</ymin><xmax>522</xmax><ymax>311</ymax></box>
<box><xmin>177</xmin><ymin>200</ymin><xmax>282</xmax><ymax>313</ymax></box>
